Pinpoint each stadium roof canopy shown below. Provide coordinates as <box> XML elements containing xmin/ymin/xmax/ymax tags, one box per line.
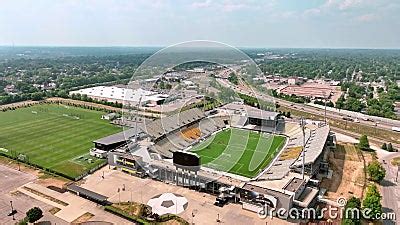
<box><xmin>292</xmin><ymin>125</ymin><xmax>330</xmax><ymax>166</ymax></box>
<box><xmin>67</xmin><ymin>184</ymin><xmax>108</xmax><ymax>205</ymax></box>
<box><xmin>246</xmin><ymin>108</ymin><xmax>279</xmax><ymax>120</ymax></box>
<box><xmin>145</xmin><ymin>108</ymin><xmax>205</xmax><ymax>140</ymax></box>
<box><xmin>94</xmin><ymin>128</ymin><xmax>141</xmax><ymax>145</ymax></box>
<box><xmin>221</xmin><ymin>102</ymin><xmax>278</xmax><ymax>120</ymax></box>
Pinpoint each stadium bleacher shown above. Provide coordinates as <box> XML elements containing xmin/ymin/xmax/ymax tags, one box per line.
<box><xmin>146</xmin><ymin>108</ymin><xmax>205</xmax><ymax>140</ymax></box>
<box><xmin>181</xmin><ymin>126</ymin><xmax>201</xmax><ymax>140</ymax></box>
<box><xmin>150</xmin><ymin>115</ymin><xmax>226</xmax><ymax>158</ymax></box>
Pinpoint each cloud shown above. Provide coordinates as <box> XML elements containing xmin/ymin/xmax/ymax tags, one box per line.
<box><xmin>191</xmin><ymin>0</ymin><xmax>212</xmax><ymax>9</ymax></box>
<box><xmin>355</xmin><ymin>13</ymin><xmax>379</xmax><ymax>22</ymax></box>
<box><xmin>190</xmin><ymin>0</ymin><xmax>276</xmax><ymax>12</ymax></box>
<box><xmin>339</xmin><ymin>0</ymin><xmax>363</xmax><ymax>10</ymax></box>
<box><xmin>222</xmin><ymin>2</ymin><xmax>246</xmax><ymax>12</ymax></box>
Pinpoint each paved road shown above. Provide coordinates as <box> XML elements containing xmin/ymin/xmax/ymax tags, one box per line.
<box><xmin>379</xmin><ymin>153</ymin><xmax>400</xmax><ymax>225</ymax></box>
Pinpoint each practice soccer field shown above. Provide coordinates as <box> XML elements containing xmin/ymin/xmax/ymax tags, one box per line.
<box><xmin>190</xmin><ymin>128</ymin><xmax>286</xmax><ymax>178</ymax></box>
<box><xmin>0</xmin><ymin>104</ymin><xmax>122</xmax><ymax>179</ymax></box>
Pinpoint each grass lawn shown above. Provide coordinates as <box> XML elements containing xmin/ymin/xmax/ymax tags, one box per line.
<box><xmin>190</xmin><ymin>128</ymin><xmax>286</xmax><ymax>178</ymax></box>
<box><xmin>391</xmin><ymin>157</ymin><xmax>400</xmax><ymax>166</ymax></box>
<box><xmin>0</xmin><ymin>104</ymin><xmax>122</xmax><ymax>179</ymax></box>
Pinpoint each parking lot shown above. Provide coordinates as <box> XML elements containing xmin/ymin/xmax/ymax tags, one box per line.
<box><xmin>0</xmin><ymin>164</ymin><xmax>67</xmax><ymax>224</ymax></box>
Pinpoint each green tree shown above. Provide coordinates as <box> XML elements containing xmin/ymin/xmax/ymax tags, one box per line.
<box><xmin>387</xmin><ymin>143</ymin><xmax>394</xmax><ymax>152</ymax></box>
<box><xmin>362</xmin><ymin>185</ymin><xmax>382</xmax><ymax>221</ymax></box>
<box><xmin>358</xmin><ymin>135</ymin><xmax>370</xmax><ymax>151</ymax></box>
<box><xmin>335</xmin><ymin>95</ymin><xmax>345</xmax><ymax>109</ymax></box>
<box><xmin>342</xmin><ymin>197</ymin><xmax>361</xmax><ymax>225</ymax></box>
<box><xmin>381</xmin><ymin>143</ymin><xmax>387</xmax><ymax>150</ymax></box>
<box><xmin>228</xmin><ymin>72</ymin><xmax>239</xmax><ymax>85</ymax></box>
<box><xmin>367</xmin><ymin>161</ymin><xmax>386</xmax><ymax>183</ymax></box>
<box><xmin>26</xmin><ymin>207</ymin><xmax>43</xmax><ymax>223</ymax></box>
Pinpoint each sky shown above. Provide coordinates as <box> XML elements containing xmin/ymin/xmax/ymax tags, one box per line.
<box><xmin>0</xmin><ymin>0</ymin><xmax>399</xmax><ymax>48</ymax></box>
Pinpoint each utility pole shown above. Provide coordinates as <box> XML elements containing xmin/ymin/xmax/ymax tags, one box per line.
<box><xmin>133</xmin><ymin>97</ymin><xmax>142</xmax><ymax>144</ymax></box>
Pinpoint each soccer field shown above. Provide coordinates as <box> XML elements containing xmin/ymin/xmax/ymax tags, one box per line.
<box><xmin>0</xmin><ymin>104</ymin><xmax>122</xmax><ymax>179</ymax></box>
<box><xmin>190</xmin><ymin>128</ymin><xmax>286</xmax><ymax>178</ymax></box>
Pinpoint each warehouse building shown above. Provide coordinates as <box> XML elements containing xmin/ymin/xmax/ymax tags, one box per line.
<box><xmin>69</xmin><ymin>86</ymin><xmax>168</xmax><ymax>106</ymax></box>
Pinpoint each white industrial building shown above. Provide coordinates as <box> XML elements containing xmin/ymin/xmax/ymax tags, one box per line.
<box><xmin>69</xmin><ymin>86</ymin><xmax>169</xmax><ymax>106</ymax></box>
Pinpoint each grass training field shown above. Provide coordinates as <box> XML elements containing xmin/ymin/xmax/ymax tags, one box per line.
<box><xmin>190</xmin><ymin>128</ymin><xmax>286</xmax><ymax>178</ymax></box>
<box><xmin>0</xmin><ymin>104</ymin><xmax>122</xmax><ymax>179</ymax></box>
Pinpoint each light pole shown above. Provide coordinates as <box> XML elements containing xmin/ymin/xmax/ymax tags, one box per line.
<box><xmin>10</xmin><ymin>201</ymin><xmax>15</xmax><ymax>220</ymax></box>
<box><xmin>191</xmin><ymin>210</ymin><xmax>196</xmax><ymax>225</ymax></box>
<box><xmin>175</xmin><ymin>195</ymin><xmax>178</xmax><ymax>215</ymax></box>
<box><xmin>324</xmin><ymin>91</ymin><xmax>328</xmax><ymax>125</ymax></box>
<box><xmin>117</xmin><ymin>188</ymin><xmax>121</xmax><ymax>205</ymax></box>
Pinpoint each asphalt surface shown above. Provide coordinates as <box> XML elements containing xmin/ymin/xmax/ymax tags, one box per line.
<box><xmin>379</xmin><ymin>153</ymin><xmax>400</xmax><ymax>225</ymax></box>
<box><xmin>0</xmin><ymin>165</ymin><xmax>68</xmax><ymax>224</ymax></box>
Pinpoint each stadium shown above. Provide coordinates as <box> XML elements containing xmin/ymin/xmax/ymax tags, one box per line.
<box><xmin>93</xmin><ymin>101</ymin><xmax>336</xmax><ymax>217</ymax></box>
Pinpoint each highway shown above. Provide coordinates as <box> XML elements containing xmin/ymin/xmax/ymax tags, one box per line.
<box><xmin>215</xmin><ymin>76</ymin><xmax>400</xmax><ymax>133</ymax></box>
<box><xmin>379</xmin><ymin>153</ymin><xmax>400</xmax><ymax>225</ymax></box>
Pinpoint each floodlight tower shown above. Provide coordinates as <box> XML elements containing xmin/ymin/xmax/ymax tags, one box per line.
<box><xmin>300</xmin><ymin>117</ymin><xmax>306</xmax><ymax>180</ymax></box>
<box><xmin>324</xmin><ymin>91</ymin><xmax>327</xmax><ymax>125</ymax></box>
<box><xmin>132</xmin><ymin>97</ymin><xmax>142</xmax><ymax>143</ymax></box>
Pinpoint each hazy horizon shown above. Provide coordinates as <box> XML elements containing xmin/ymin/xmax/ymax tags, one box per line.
<box><xmin>1</xmin><ymin>0</ymin><xmax>400</xmax><ymax>49</ymax></box>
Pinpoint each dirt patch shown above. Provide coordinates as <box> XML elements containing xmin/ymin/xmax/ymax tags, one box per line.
<box><xmin>71</xmin><ymin>212</ymin><xmax>94</xmax><ymax>224</ymax></box>
<box><xmin>46</xmin><ymin>97</ymin><xmax>121</xmax><ymax>112</ymax></box>
<box><xmin>391</xmin><ymin>157</ymin><xmax>400</xmax><ymax>166</ymax></box>
<box><xmin>0</xmin><ymin>156</ymin><xmax>40</xmax><ymax>176</ymax></box>
<box><xmin>49</xmin><ymin>207</ymin><xmax>61</xmax><ymax>215</ymax></box>
<box><xmin>22</xmin><ymin>186</ymin><xmax>69</xmax><ymax>206</ymax></box>
<box><xmin>10</xmin><ymin>190</ymin><xmax>26</xmax><ymax>197</ymax></box>
<box><xmin>159</xmin><ymin>220</ymin><xmax>186</xmax><ymax>225</ymax></box>
<box><xmin>35</xmin><ymin>172</ymin><xmax>69</xmax><ymax>189</ymax></box>
<box><xmin>112</xmin><ymin>202</ymin><xmax>147</xmax><ymax>217</ymax></box>
<box><xmin>0</xmin><ymin>100</ymin><xmax>38</xmax><ymax>111</ymax></box>
<box><xmin>321</xmin><ymin>143</ymin><xmax>365</xmax><ymax>200</ymax></box>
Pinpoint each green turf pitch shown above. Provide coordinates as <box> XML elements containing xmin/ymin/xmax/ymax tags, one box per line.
<box><xmin>0</xmin><ymin>104</ymin><xmax>122</xmax><ymax>179</ymax></box>
<box><xmin>190</xmin><ymin>128</ymin><xmax>286</xmax><ymax>178</ymax></box>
